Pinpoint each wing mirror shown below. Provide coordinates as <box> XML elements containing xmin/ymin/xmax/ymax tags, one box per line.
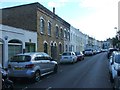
<box><xmin>111</xmin><ymin>61</ymin><xmax>114</xmax><ymax>65</ymax></box>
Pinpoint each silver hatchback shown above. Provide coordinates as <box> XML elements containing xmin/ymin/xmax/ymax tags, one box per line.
<box><xmin>8</xmin><ymin>52</ymin><xmax>58</xmax><ymax>82</ymax></box>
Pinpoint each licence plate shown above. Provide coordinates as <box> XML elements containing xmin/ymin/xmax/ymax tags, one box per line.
<box><xmin>64</xmin><ymin>57</ymin><xmax>68</xmax><ymax>59</ymax></box>
<box><xmin>14</xmin><ymin>67</ymin><xmax>24</xmax><ymax>70</ymax></box>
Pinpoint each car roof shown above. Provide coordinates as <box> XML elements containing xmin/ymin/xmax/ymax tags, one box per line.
<box><xmin>15</xmin><ymin>52</ymin><xmax>47</xmax><ymax>57</ymax></box>
<box><xmin>63</xmin><ymin>52</ymin><xmax>75</xmax><ymax>53</ymax></box>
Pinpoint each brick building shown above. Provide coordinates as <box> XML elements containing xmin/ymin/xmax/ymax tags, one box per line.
<box><xmin>1</xmin><ymin>2</ymin><xmax>70</xmax><ymax>61</ymax></box>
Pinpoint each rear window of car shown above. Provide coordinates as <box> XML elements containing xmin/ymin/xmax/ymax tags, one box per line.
<box><xmin>85</xmin><ymin>49</ymin><xmax>92</xmax><ymax>51</ymax></box>
<box><xmin>115</xmin><ymin>55</ymin><xmax>120</xmax><ymax>63</ymax></box>
<box><xmin>109</xmin><ymin>49</ymin><xmax>118</xmax><ymax>53</ymax></box>
<box><xmin>62</xmin><ymin>53</ymin><xmax>71</xmax><ymax>56</ymax></box>
<box><xmin>75</xmin><ymin>52</ymin><xmax>80</xmax><ymax>55</ymax></box>
<box><xmin>10</xmin><ymin>55</ymin><xmax>31</xmax><ymax>62</ymax></box>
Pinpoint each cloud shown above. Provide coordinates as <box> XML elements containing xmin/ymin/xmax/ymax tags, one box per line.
<box><xmin>68</xmin><ymin>0</ymin><xmax>119</xmax><ymax>40</ymax></box>
<box><xmin>48</xmin><ymin>1</ymin><xmax>64</xmax><ymax>8</ymax></box>
<box><xmin>0</xmin><ymin>0</ymin><xmax>37</xmax><ymax>3</ymax></box>
<box><xmin>48</xmin><ymin>0</ymin><xmax>69</xmax><ymax>8</ymax></box>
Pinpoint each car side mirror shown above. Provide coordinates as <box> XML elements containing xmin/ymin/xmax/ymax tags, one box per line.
<box><xmin>50</xmin><ymin>58</ymin><xmax>54</xmax><ymax>61</ymax></box>
<box><xmin>111</xmin><ymin>61</ymin><xmax>114</xmax><ymax>65</ymax></box>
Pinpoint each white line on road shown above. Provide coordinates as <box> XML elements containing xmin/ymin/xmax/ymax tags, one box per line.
<box><xmin>46</xmin><ymin>87</ymin><xmax>52</xmax><ymax>90</ymax></box>
<box><xmin>22</xmin><ymin>86</ymin><xmax>28</xmax><ymax>90</ymax></box>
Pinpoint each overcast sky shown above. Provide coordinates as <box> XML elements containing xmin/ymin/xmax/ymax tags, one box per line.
<box><xmin>0</xmin><ymin>0</ymin><xmax>120</xmax><ymax>41</ymax></box>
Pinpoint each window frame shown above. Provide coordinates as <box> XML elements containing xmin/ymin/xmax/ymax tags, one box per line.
<box><xmin>40</xmin><ymin>17</ymin><xmax>45</xmax><ymax>34</ymax></box>
<box><xmin>48</xmin><ymin>21</ymin><xmax>52</xmax><ymax>36</ymax></box>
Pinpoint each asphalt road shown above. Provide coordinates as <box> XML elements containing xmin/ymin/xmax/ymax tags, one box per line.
<box><xmin>14</xmin><ymin>52</ymin><xmax>113</xmax><ymax>90</ymax></box>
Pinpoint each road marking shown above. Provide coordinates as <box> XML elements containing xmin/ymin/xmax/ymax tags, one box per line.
<box><xmin>22</xmin><ymin>86</ymin><xmax>28</xmax><ymax>90</ymax></box>
<box><xmin>46</xmin><ymin>87</ymin><xmax>52</xmax><ymax>90</ymax></box>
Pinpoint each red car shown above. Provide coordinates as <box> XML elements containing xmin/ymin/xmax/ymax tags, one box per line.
<box><xmin>75</xmin><ymin>52</ymin><xmax>84</xmax><ymax>61</ymax></box>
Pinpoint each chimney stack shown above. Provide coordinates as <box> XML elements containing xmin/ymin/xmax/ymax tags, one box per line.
<box><xmin>53</xmin><ymin>7</ymin><xmax>55</xmax><ymax>14</ymax></box>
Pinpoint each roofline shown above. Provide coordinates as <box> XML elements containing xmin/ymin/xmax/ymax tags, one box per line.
<box><xmin>1</xmin><ymin>2</ymin><xmax>70</xmax><ymax>26</ymax></box>
<box><xmin>1</xmin><ymin>2</ymin><xmax>39</xmax><ymax>9</ymax></box>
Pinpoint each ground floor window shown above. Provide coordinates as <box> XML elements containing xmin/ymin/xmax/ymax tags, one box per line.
<box><xmin>0</xmin><ymin>40</ymin><xmax>3</xmax><ymax>66</ymax></box>
<box><xmin>8</xmin><ymin>40</ymin><xmax>22</xmax><ymax>59</ymax></box>
<box><xmin>25</xmin><ymin>43</ymin><xmax>35</xmax><ymax>53</ymax></box>
<box><xmin>59</xmin><ymin>44</ymin><xmax>62</xmax><ymax>54</ymax></box>
<box><xmin>44</xmin><ymin>43</ymin><xmax>48</xmax><ymax>53</ymax></box>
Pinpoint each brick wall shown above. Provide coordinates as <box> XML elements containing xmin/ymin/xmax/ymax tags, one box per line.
<box><xmin>1</xmin><ymin>3</ymin><xmax>37</xmax><ymax>32</ymax></box>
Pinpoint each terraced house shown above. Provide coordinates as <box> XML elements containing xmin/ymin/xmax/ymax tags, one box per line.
<box><xmin>1</xmin><ymin>2</ymin><xmax>70</xmax><ymax>63</ymax></box>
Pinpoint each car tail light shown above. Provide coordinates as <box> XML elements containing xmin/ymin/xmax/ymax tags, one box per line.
<box><xmin>25</xmin><ymin>64</ymin><xmax>34</xmax><ymax>69</ymax></box>
<box><xmin>8</xmin><ymin>64</ymin><xmax>11</xmax><ymax>68</ymax></box>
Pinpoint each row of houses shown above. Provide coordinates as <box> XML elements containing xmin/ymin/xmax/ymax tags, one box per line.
<box><xmin>0</xmin><ymin>2</ymin><xmax>103</xmax><ymax>67</ymax></box>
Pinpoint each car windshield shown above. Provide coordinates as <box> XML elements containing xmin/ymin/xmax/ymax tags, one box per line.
<box><xmin>85</xmin><ymin>49</ymin><xmax>92</xmax><ymax>51</ymax></box>
<box><xmin>10</xmin><ymin>55</ymin><xmax>31</xmax><ymax>62</ymax></box>
<box><xmin>62</xmin><ymin>53</ymin><xmax>71</xmax><ymax>56</ymax></box>
<box><xmin>115</xmin><ymin>55</ymin><xmax>120</xmax><ymax>63</ymax></box>
<box><xmin>75</xmin><ymin>52</ymin><xmax>80</xmax><ymax>55</ymax></box>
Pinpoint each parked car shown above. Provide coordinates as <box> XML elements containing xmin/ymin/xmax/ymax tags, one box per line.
<box><xmin>109</xmin><ymin>51</ymin><xmax>120</xmax><ymax>89</ymax></box>
<box><xmin>107</xmin><ymin>48</ymin><xmax>118</xmax><ymax>59</ymax></box>
<box><xmin>60</xmin><ymin>52</ymin><xmax>77</xmax><ymax>64</ymax></box>
<box><xmin>8</xmin><ymin>52</ymin><xmax>58</xmax><ymax>82</ymax></box>
<box><xmin>0</xmin><ymin>63</ymin><xmax>14</xmax><ymax>90</ymax></box>
<box><xmin>84</xmin><ymin>49</ymin><xmax>93</xmax><ymax>56</ymax></box>
<box><xmin>75</xmin><ymin>51</ymin><xmax>84</xmax><ymax>61</ymax></box>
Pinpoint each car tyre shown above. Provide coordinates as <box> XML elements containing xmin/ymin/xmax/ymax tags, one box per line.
<box><xmin>54</xmin><ymin>65</ymin><xmax>58</xmax><ymax>73</ymax></box>
<box><xmin>33</xmin><ymin>71</ymin><xmax>41</xmax><ymax>82</ymax></box>
<box><xmin>110</xmin><ymin>73</ymin><xmax>114</xmax><ymax>83</ymax></box>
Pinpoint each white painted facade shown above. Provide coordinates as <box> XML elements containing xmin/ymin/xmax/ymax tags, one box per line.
<box><xmin>64</xmin><ymin>28</ymin><xmax>70</xmax><ymax>52</ymax></box>
<box><xmin>0</xmin><ymin>24</ymin><xmax>37</xmax><ymax>67</ymax></box>
<box><xmin>70</xmin><ymin>26</ymin><xmax>85</xmax><ymax>52</ymax></box>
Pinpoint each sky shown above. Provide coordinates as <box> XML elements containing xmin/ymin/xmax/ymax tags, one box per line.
<box><xmin>0</xmin><ymin>0</ymin><xmax>120</xmax><ymax>41</ymax></box>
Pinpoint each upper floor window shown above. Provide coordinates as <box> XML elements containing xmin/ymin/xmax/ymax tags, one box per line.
<box><xmin>40</xmin><ymin>18</ymin><xmax>45</xmax><ymax>34</ymax></box>
<box><xmin>55</xmin><ymin>25</ymin><xmax>59</xmax><ymax>38</ymax></box>
<box><xmin>64</xmin><ymin>29</ymin><xmax>67</xmax><ymax>39</ymax></box>
<box><xmin>59</xmin><ymin>28</ymin><xmax>62</xmax><ymax>39</ymax></box>
<box><xmin>48</xmin><ymin>21</ymin><xmax>51</xmax><ymax>36</ymax></box>
<box><xmin>67</xmin><ymin>31</ymin><xmax>70</xmax><ymax>41</ymax></box>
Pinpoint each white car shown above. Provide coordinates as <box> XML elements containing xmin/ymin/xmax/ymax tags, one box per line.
<box><xmin>109</xmin><ymin>51</ymin><xmax>120</xmax><ymax>89</ymax></box>
<box><xmin>60</xmin><ymin>52</ymin><xmax>77</xmax><ymax>64</ymax></box>
<box><xmin>84</xmin><ymin>49</ymin><xmax>93</xmax><ymax>56</ymax></box>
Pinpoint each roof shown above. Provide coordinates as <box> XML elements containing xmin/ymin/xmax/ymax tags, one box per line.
<box><xmin>2</xmin><ymin>2</ymin><xmax>70</xmax><ymax>27</ymax></box>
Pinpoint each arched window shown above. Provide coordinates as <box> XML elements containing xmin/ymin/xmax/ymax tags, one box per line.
<box><xmin>60</xmin><ymin>27</ymin><xmax>63</xmax><ymax>39</ymax></box>
<box><xmin>44</xmin><ymin>43</ymin><xmax>48</xmax><ymax>53</ymax></box>
<box><xmin>66</xmin><ymin>45</ymin><xmax>68</xmax><ymax>52</ymax></box>
<box><xmin>8</xmin><ymin>39</ymin><xmax>22</xmax><ymax>59</ymax></box>
<box><xmin>59</xmin><ymin>43</ymin><xmax>62</xmax><ymax>54</ymax></box>
<box><xmin>55</xmin><ymin>25</ymin><xmax>59</xmax><ymax>38</ymax></box>
<box><xmin>48</xmin><ymin>21</ymin><xmax>51</xmax><ymax>36</ymax></box>
<box><xmin>0</xmin><ymin>39</ymin><xmax>3</xmax><ymax>66</ymax></box>
<box><xmin>40</xmin><ymin>18</ymin><xmax>45</xmax><ymax>34</ymax></box>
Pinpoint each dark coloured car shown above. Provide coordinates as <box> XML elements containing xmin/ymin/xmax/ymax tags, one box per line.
<box><xmin>107</xmin><ymin>48</ymin><xmax>118</xmax><ymax>59</ymax></box>
<box><xmin>75</xmin><ymin>51</ymin><xmax>84</xmax><ymax>61</ymax></box>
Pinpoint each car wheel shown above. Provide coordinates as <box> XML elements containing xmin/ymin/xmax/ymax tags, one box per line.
<box><xmin>33</xmin><ymin>71</ymin><xmax>41</xmax><ymax>82</ymax></box>
<box><xmin>110</xmin><ymin>73</ymin><xmax>114</xmax><ymax>83</ymax></box>
<box><xmin>54</xmin><ymin>65</ymin><xmax>58</xmax><ymax>73</ymax></box>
